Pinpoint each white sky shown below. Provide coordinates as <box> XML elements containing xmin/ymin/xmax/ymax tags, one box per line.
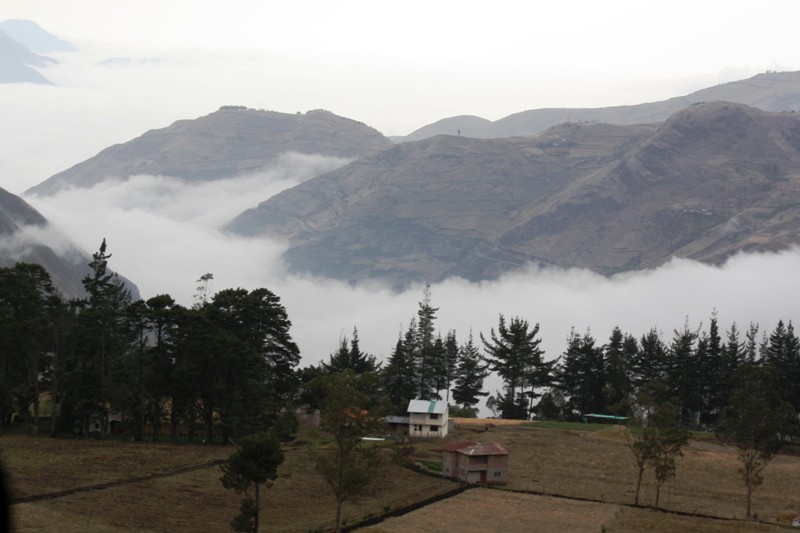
<box><xmin>3</xmin><ymin>1</ymin><xmax>800</xmax><ymax>400</ymax></box>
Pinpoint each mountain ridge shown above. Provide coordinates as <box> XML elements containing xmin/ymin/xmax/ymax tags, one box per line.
<box><xmin>228</xmin><ymin>102</ymin><xmax>800</xmax><ymax>285</ymax></box>
<box><xmin>27</xmin><ymin>107</ymin><xmax>392</xmax><ymax>196</ymax></box>
<box><xmin>394</xmin><ymin>71</ymin><xmax>800</xmax><ymax>142</ymax></box>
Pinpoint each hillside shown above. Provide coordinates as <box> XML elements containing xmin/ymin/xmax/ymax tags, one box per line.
<box><xmin>396</xmin><ymin>71</ymin><xmax>800</xmax><ymax>141</ymax></box>
<box><xmin>0</xmin><ymin>28</ymin><xmax>53</xmax><ymax>85</ymax></box>
<box><xmin>0</xmin><ymin>187</ymin><xmax>138</xmax><ymax>299</ymax></box>
<box><xmin>0</xmin><ymin>19</ymin><xmax>76</xmax><ymax>53</ymax></box>
<box><xmin>27</xmin><ymin>107</ymin><xmax>393</xmax><ymax>196</ymax></box>
<box><xmin>228</xmin><ymin>102</ymin><xmax>800</xmax><ymax>285</ymax></box>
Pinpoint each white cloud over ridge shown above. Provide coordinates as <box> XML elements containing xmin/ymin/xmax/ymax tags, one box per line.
<box><xmin>24</xmin><ymin>169</ymin><xmax>800</xmax><ymax>373</ymax></box>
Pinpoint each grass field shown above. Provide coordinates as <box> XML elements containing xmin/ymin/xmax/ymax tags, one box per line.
<box><xmin>3</xmin><ymin>420</ymin><xmax>800</xmax><ymax>532</ymax></box>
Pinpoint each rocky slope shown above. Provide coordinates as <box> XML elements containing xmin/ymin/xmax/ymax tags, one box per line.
<box><xmin>228</xmin><ymin>102</ymin><xmax>800</xmax><ymax>285</ymax></box>
<box><xmin>27</xmin><ymin>107</ymin><xmax>392</xmax><ymax>196</ymax></box>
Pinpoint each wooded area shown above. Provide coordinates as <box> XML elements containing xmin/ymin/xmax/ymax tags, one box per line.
<box><xmin>2</xmin><ymin>241</ymin><xmax>800</xmax><ymax>442</ymax></box>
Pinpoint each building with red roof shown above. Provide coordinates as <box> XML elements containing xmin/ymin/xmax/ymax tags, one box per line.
<box><xmin>442</xmin><ymin>441</ymin><xmax>509</xmax><ymax>484</ymax></box>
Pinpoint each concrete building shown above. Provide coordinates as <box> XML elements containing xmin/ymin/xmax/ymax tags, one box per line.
<box><xmin>442</xmin><ymin>441</ymin><xmax>509</xmax><ymax>484</ymax></box>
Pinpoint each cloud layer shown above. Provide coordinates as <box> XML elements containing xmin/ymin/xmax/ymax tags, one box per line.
<box><xmin>25</xmin><ymin>168</ymin><xmax>800</xmax><ymax>374</ymax></box>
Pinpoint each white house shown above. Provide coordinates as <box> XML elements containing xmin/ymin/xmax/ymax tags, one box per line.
<box><xmin>407</xmin><ymin>399</ymin><xmax>449</xmax><ymax>438</ymax></box>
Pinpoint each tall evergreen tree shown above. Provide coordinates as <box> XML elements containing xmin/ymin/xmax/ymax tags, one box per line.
<box><xmin>744</xmin><ymin>322</ymin><xmax>760</xmax><ymax>362</ymax></box>
<box><xmin>206</xmin><ymin>287</ymin><xmax>300</xmax><ymax>443</ymax></box>
<box><xmin>602</xmin><ymin>326</ymin><xmax>634</xmax><ymax>416</ymax></box>
<box><xmin>0</xmin><ymin>263</ymin><xmax>62</xmax><ymax>435</ymax></box>
<box><xmin>666</xmin><ymin>321</ymin><xmax>702</xmax><ymax>425</ymax></box>
<box><xmin>62</xmin><ymin>239</ymin><xmax>133</xmax><ymax>437</ymax></box>
<box><xmin>382</xmin><ymin>331</ymin><xmax>418</xmax><ymax>414</ymax></box>
<box><xmin>452</xmin><ymin>332</ymin><xmax>489</xmax><ymax>412</ymax></box>
<box><xmin>433</xmin><ymin>330</ymin><xmax>458</xmax><ymax>403</ymax></box>
<box><xmin>558</xmin><ymin>328</ymin><xmax>606</xmax><ymax>418</ymax></box>
<box><xmin>761</xmin><ymin>320</ymin><xmax>800</xmax><ymax>410</ymax></box>
<box><xmin>322</xmin><ymin>327</ymin><xmax>379</xmax><ymax>374</ymax></box>
<box><xmin>481</xmin><ymin>315</ymin><xmax>547</xmax><ymax>419</ymax></box>
<box><xmin>631</xmin><ymin>328</ymin><xmax>668</xmax><ymax>390</ymax></box>
<box><xmin>415</xmin><ymin>284</ymin><xmax>439</xmax><ymax>399</ymax></box>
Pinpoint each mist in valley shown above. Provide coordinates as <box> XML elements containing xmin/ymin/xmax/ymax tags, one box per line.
<box><xmin>24</xmin><ymin>167</ymin><xmax>800</xmax><ymax>377</ymax></box>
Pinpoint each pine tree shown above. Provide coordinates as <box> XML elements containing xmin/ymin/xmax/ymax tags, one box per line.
<box><xmin>481</xmin><ymin>315</ymin><xmax>547</xmax><ymax>419</ymax></box>
<box><xmin>452</xmin><ymin>332</ymin><xmax>489</xmax><ymax>412</ymax></box>
<box><xmin>666</xmin><ymin>321</ymin><xmax>701</xmax><ymax>425</ymax></box>
<box><xmin>322</xmin><ymin>328</ymin><xmax>380</xmax><ymax>374</ymax></box>
<box><xmin>415</xmin><ymin>284</ymin><xmax>439</xmax><ymax>399</ymax></box>
<box><xmin>64</xmin><ymin>239</ymin><xmax>133</xmax><ymax>437</ymax></box>
<box><xmin>382</xmin><ymin>333</ymin><xmax>418</xmax><ymax>414</ymax></box>
<box><xmin>558</xmin><ymin>328</ymin><xmax>605</xmax><ymax>418</ymax></box>
<box><xmin>437</xmin><ymin>330</ymin><xmax>459</xmax><ymax>403</ymax></box>
<box><xmin>602</xmin><ymin>326</ymin><xmax>634</xmax><ymax>416</ymax></box>
<box><xmin>631</xmin><ymin>328</ymin><xmax>668</xmax><ymax>389</ymax></box>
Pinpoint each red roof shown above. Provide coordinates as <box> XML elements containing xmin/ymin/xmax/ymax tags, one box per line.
<box><xmin>443</xmin><ymin>441</ymin><xmax>508</xmax><ymax>456</ymax></box>
<box><xmin>443</xmin><ymin>441</ymin><xmax>479</xmax><ymax>452</ymax></box>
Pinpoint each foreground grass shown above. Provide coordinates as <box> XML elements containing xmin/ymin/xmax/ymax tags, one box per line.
<box><xmin>2</xmin><ymin>433</ymin><xmax>456</xmax><ymax>533</ymax></box>
<box><xmin>363</xmin><ymin>489</ymin><xmax>787</xmax><ymax>533</ymax></box>
<box><xmin>4</xmin><ymin>421</ymin><xmax>800</xmax><ymax>532</ymax></box>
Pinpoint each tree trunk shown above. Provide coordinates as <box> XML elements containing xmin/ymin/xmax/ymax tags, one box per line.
<box><xmin>634</xmin><ymin>466</ymin><xmax>644</xmax><ymax>506</ymax></box>
<box><xmin>170</xmin><ymin>402</ymin><xmax>179</xmax><ymax>442</ymax></box>
<box><xmin>746</xmin><ymin>479</ymin><xmax>753</xmax><ymax>520</ymax></box>
<box><xmin>254</xmin><ymin>483</ymin><xmax>260</xmax><ymax>533</ymax></box>
<box><xmin>654</xmin><ymin>482</ymin><xmax>661</xmax><ymax>510</ymax></box>
<box><xmin>334</xmin><ymin>498</ymin><xmax>344</xmax><ymax>533</ymax></box>
<box><xmin>31</xmin><ymin>377</ymin><xmax>40</xmax><ymax>436</ymax></box>
<box><xmin>152</xmin><ymin>399</ymin><xmax>161</xmax><ymax>442</ymax></box>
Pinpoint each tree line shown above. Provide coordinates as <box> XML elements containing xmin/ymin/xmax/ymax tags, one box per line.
<box><xmin>0</xmin><ymin>241</ymin><xmax>299</xmax><ymax>443</ymax></box>
<box><xmin>2</xmin><ymin>244</ymin><xmax>800</xmax><ymax>441</ymax></box>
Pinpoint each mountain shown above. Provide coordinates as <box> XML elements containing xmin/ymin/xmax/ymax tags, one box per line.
<box><xmin>0</xmin><ymin>187</ymin><xmax>139</xmax><ymax>299</ymax></box>
<box><xmin>0</xmin><ymin>19</ymin><xmax>76</xmax><ymax>53</ymax></box>
<box><xmin>27</xmin><ymin>107</ymin><xmax>393</xmax><ymax>196</ymax></box>
<box><xmin>395</xmin><ymin>71</ymin><xmax>800</xmax><ymax>142</ymax></box>
<box><xmin>227</xmin><ymin>102</ymin><xmax>800</xmax><ymax>285</ymax></box>
<box><xmin>0</xmin><ymin>28</ymin><xmax>53</xmax><ymax>84</ymax></box>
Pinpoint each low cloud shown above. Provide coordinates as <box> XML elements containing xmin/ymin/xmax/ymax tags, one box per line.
<box><xmin>25</xmin><ymin>168</ymin><xmax>800</xmax><ymax>374</ymax></box>
<box><xmin>0</xmin><ymin>222</ymin><xmax>84</xmax><ymax>263</ymax></box>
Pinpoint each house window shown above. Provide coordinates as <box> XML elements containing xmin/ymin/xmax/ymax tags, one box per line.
<box><xmin>494</xmin><ymin>471</ymin><xmax>502</xmax><ymax>478</ymax></box>
<box><xmin>430</xmin><ymin>426</ymin><xmax>438</xmax><ymax>432</ymax></box>
<box><xmin>430</xmin><ymin>413</ymin><xmax>439</xmax><ymax>420</ymax></box>
<box><xmin>414</xmin><ymin>424</ymin><xmax>422</xmax><ymax>432</ymax></box>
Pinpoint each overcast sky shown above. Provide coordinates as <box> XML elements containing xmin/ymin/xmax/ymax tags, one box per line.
<box><xmin>3</xmin><ymin>1</ymin><xmax>800</xmax><ymax>398</ymax></box>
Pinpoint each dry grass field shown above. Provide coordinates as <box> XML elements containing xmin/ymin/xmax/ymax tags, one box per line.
<box><xmin>362</xmin><ymin>490</ymin><xmax>787</xmax><ymax>533</ymax></box>
<box><xmin>3</xmin><ymin>420</ymin><xmax>800</xmax><ymax>532</ymax></box>
<box><xmin>1</xmin><ymin>433</ymin><xmax>455</xmax><ymax>532</ymax></box>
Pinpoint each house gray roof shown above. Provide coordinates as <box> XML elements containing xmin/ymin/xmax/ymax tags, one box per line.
<box><xmin>386</xmin><ymin>415</ymin><xmax>410</xmax><ymax>424</ymax></box>
<box><xmin>407</xmin><ymin>399</ymin><xmax>447</xmax><ymax>415</ymax></box>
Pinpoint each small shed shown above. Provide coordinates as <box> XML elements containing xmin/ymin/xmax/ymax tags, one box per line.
<box><xmin>385</xmin><ymin>415</ymin><xmax>410</xmax><ymax>436</ymax></box>
<box><xmin>442</xmin><ymin>441</ymin><xmax>509</xmax><ymax>484</ymax></box>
